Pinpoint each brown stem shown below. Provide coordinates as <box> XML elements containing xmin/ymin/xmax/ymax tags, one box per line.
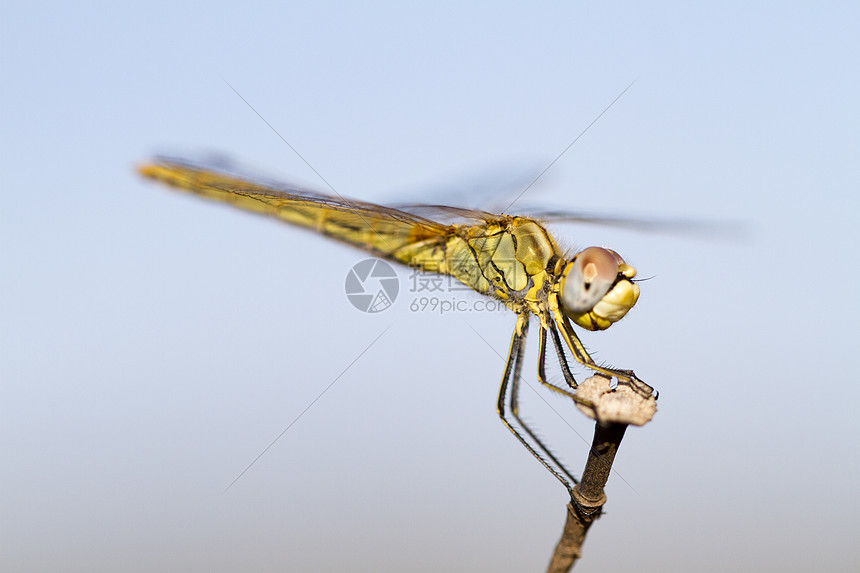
<box><xmin>546</xmin><ymin>421</ymin><xmax>627</xmax><ymax>573</ymax></box>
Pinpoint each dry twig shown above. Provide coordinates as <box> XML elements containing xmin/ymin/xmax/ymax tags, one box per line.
<box><xmin>546</xmin><ymin>375</ymin><xmax>657</xmax><ymax>572</ymax></box>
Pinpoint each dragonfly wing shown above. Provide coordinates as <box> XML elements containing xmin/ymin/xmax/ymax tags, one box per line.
<box><xmin>138</xmin><ymin>158</ymin><xmax>453</xmax><ymax>263</ymax></box>
<box><xmin>388</xmin><ymin>161</ymin><xmax>546</xmax><ymax>215</ymax></box>
<box><xmin>525</xmin><ymin>209</ymin><xmax>750</xmax><ymax>240</ymax></box>
<box><xmin>394</xmin><ymin>203</ymin><xmax>497</xmax><ymax>223</ymax></box>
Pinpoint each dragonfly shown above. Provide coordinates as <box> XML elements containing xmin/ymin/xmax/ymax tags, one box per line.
<box><xmin>139</xmin><ymin>157</ymin><xmax>652</xmax><ymax>495</ymax></box>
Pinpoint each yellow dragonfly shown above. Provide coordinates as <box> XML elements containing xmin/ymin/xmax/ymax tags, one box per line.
<box><xmin>139</xmin><ymin>157</ymin><xmax>651</xmax><ymax>494</ymax></box>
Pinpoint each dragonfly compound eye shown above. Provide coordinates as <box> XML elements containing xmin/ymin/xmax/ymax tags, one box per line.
<box><xmin>561</xmin><ymin>247</ymin><xmax>619</xmax><ymax>313</ymax></box>
<box><xmin>561</xmin><ymin>247</ymin><xmax>640</xmax><ymax>331</ymax></box>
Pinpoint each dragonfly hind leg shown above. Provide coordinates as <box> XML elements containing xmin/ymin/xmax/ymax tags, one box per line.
<box><xmin>497</xmin><ymin>313</ymin><xmax>578</xmax><ymax>493</ymax></box>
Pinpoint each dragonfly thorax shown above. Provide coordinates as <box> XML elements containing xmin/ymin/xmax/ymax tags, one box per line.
<box><xmin>559</xmin><ymin>246</ymin><xmax>639</xmax><ymax>331</ymax></box>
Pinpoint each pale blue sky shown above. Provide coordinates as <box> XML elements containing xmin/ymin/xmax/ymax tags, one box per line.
<box><xmin>2</xmin><ymin>2</ymin><xmax>858</xmax><ymax>572</ymax></box>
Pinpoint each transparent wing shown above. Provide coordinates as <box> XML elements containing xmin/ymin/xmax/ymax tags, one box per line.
<box><xmin>522</xmin><ymin>208</ymin><xmax>751</xmax><ymax>240</ymax></box>
<box><xmin>138</xmin><ymin>157</ymin><xmax>454</xmax><ymax>259</ymax></box>
<box><xmin>393</xmin><ymin>203</ymin><xmax>497</xmax><ymax>224</ymax></box>
<box><xmin>387</xmin><ymin>160</ymin><xmax>547</xmax><ymax>215</ymax></box>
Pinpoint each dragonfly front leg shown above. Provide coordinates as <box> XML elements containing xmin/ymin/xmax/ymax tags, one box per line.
<box><xmin>497</xmin><ymin>313</ymin><xmax>578</xmax><ymax>493</ymax></box>
<box><xmin>534</xmin><ymin>318</ymin><xmax>620</xmax><ymax>423</ymax></box>
<box><xmin>535</xmin><ymin>321</ymin><xmax>596</xmax><ymax>411</ymax></box>
<box><xmin>550</xmin><ymin>300</ymin><xmax>655</xmax><ymax>398</ymax></box>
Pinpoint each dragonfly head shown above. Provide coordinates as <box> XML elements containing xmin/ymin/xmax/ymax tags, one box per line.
<box><xmin>559</xmin><ymin>247</ymin><xmax>639</xmax><ymax>331</ymax></box>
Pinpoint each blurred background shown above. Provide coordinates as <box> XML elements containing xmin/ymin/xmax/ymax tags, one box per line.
<box><xmin>2</xmin><ymin>2</ymin><xmax>858</xmax><ymax>571</ymax></box>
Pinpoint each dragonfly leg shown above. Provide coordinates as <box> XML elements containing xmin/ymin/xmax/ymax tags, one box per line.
<box><xmin>547</xmin><ymin>320</ymin><xmax>578</xmax><ymax>389</ymax></box>
<box><xmin>550</xmin><ymin>297</ymin><xmax>655</xmax><ymax>398</ymax></box>
<box><xmin>497</xmin><ymin>313</ymin><xmax>578</xmax><ymax>492</ymax></box>
<box><xmin>535</xmin><ymin>322</ymin><xmax>601</xmax><ymax>414</ymax></box>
